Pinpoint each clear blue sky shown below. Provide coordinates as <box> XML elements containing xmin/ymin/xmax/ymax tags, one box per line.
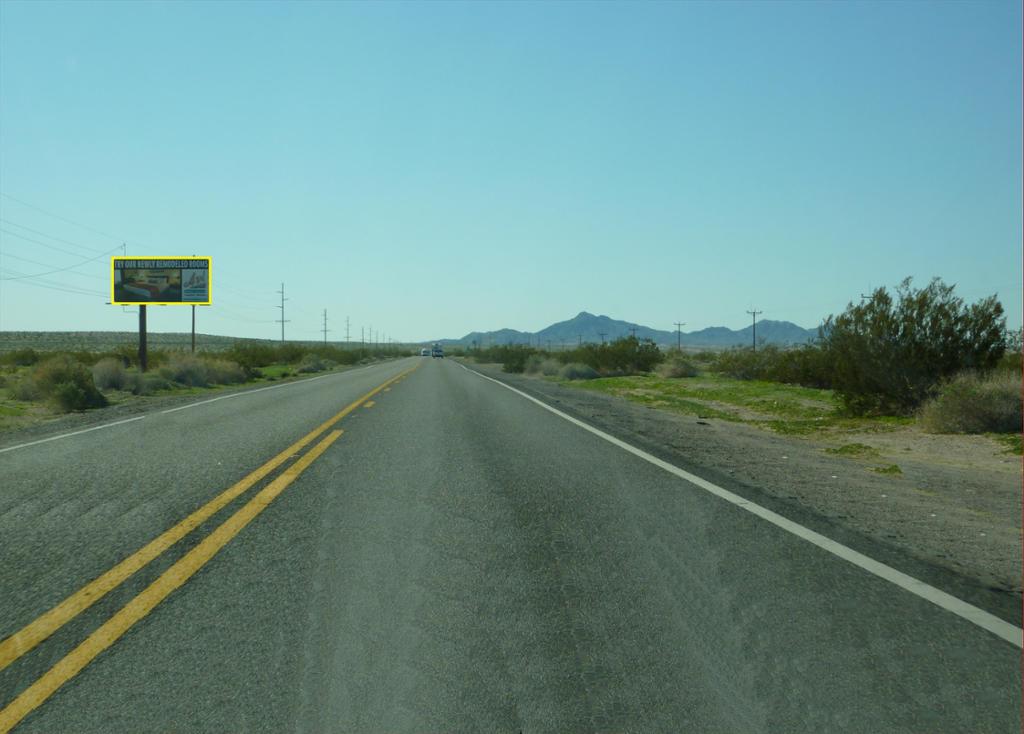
<box><xmin>1</xmin><ymin>0</ymin><xmax>1020</xmax><ymax>343</ymax></box>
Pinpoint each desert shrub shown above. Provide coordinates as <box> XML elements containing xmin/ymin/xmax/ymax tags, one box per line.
<box><xmin>820</xmin><ymin>278</ymin><xmax>1006</xmax><ymax>415</ymax></box>
<box><xmin>297</xmin><ymin>354</ymin><xmax>332</xmax><ymax>374</ymax></box>
<box><xmin>31</xmin><ymin>355</ymin><xmax>107</xmax><ymax>411</ymax></box>
<box><xmin>521</xmin><ymin>355</ymin><xmax>560</xmax><ymax>376</ymax></box>
<box><xmin>92</xmin><ymin>358</ymin><xmax>127</xmax><ymax>390</ymax></box>
<box><xmin>124</xmin><ymin>372</ymin><xmax>173</xmax><ymax>395</ymax></box>
<box><xmin>712</xmin><ymin>344</ymin><xmax>833</xmax><ymax>388</ymax></box>
<box><xmin>1000</xmin><ymin>328</ymin><xmax>1022</xmax><ymax>373</ymax></box>
<box><xmin>0</xmin><ymin>348</ymin><xmax>40</xmax><ymax>366</ymax></box>
<box><xmin>204</xmin><ymin>359</ymin><xmax>246</xmax><ymax>384</ymax></box>
<box><xmin>523</xmin><ymin>354</ymin><xmax>545</xmax><ymax>374</ymax></box>
<box><xmin>657</xmin><ymin>358</ymin><xmax>699</xmax><ymax>379</ymax></box>
<box><xmin>225</xmin><ymin>343</ymin><xmax>279</xmax><ymax>371</ymax></box>
<box><xmin>160</xmin><ymin>354</ymin><xmax>209</xmax><ymax>387</ymax></box>
<box><xmin>8</xmin><ymin>376</ymin><xmax>40</xmax><ymax>401</ymax></box>
<box><xmin>918</xmin><ymin>371</ymin><xmax>1022</xmax><ymax>434</ymax></box>
<box><xmin>559</xmin><ymin>362</ymin><xmax>600</xmax><ymax>380</ymax></box>
<box><xmin>540</xmin><ymin>358</ymin><xmax>561</xmax><ymax>376</ymax></box>
<box><xmin>498</xmin><ymin>346</ymin><xmax>537</xmax><ymax>374</ymax></box>
<box><xmin>557</xmin><ymin>337</ymin><xmax>664</xmax><ymax>375</ymax></box>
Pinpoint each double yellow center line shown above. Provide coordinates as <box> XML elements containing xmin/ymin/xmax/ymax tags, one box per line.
<box><xmin>0</xmin><ymin>365</ymin><xmax>416</xmax><ymax>732</ymax></box>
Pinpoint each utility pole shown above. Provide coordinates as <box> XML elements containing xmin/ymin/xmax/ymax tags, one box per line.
<box><xmin>674</xmin><ymin>322</ymin><xmax>686</xmax><ymax>352</ymax></box>
<box><xmin>322</xmin><ymin>309</ymin><xmax>330</xmax><ymax>344</ymax></box>
<box><xmin>578</xmin><ymin>334</ymin><xmax>582</xmax><ymax>347</ymax></box>
<box><xmin>598</xmin><ymin>332</ymin><xmax>607</xmax><ymax>344</ymax></box>
<box><xmin>746</xmin><ymin>309</ymin><xmax>763</xmax><ymax>351</ymax></box>
<box><xmin>629</xmin><ymin>327</ymin><xmax>637</xmax><ymax>339</ymax></box>
<box><xmin>139</xmin><ymin>305</ymin><xmax>148</xmax><ymax>372</ymax></box>
<box><xmin>191</xmin><ymin>251</ymin><xmax>197</xmax><ymax>353</ymax></box>
<box><xmin>345</xmin><ymin>316</ymin><xmax>351</xmax><ymax>344</ymax></box>
<box><xmin>275</xmin><ymin>283</ymin><xmax>289</xmax><ymax>342</ymax></box>
<box><xmin>361</xmin><ymin>326</ymin><xmax>365</xmax><ymax>348</ymax></box>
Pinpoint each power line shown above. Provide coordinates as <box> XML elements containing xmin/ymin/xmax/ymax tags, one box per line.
<box><xmin>0</xmin><ymin>227</ymin><xmax>122</xmax><ymax>262</ymax></box>
<box><xmin>206</xmin><ymin>305</ymin><xmax>276</xmax><ymax>324</ymax></box>
<box><xmin>0</xmin><ymin>248</ymin><xmax>112</xmax><ymax>281</ymax></box>
<box><xmin>0</xmin><ymin>193</ymin><xmax>145</xmax><ymax>247</ymax></box>
<box><xmin>0</xmin><ymin>267</ymin><xmax>106</xmax><ymax>297</ymax></box>
<box><xmin>0</xmin><ymin>218</ymin><xmax>113</xmax><ymax>256</ymax></box>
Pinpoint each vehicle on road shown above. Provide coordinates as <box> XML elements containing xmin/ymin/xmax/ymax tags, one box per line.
<box><xmin>431</xmin><ymin>343</ymin><xmax>444</xmax><ymax>358</ymax></box>
<box><xmin>420</xmin><ymin>348</ymin><xmax>430</xmax><ymax>356</ymax></box>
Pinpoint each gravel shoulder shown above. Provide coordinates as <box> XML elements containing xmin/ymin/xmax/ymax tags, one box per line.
<box><xmin>462</xmin><ymin>361</ymin><xmax>1022</xmax><ymax>625</ymax></box>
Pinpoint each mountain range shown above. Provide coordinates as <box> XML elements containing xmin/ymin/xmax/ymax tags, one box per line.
<box><xmin>443</xmin><ymin>312</ymin><xmax>819</xmax><ymax>349</ymax></box>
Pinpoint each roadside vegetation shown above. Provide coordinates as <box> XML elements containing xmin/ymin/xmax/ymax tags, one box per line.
<box><xmin>0</xmin><ymin>341</ymin><xmax>408</xmax><ymax>428</ymax></box>
<box><xmin>465</xmin><ymin>278</ymin><xmax>1021</xmax><ymax>443</ymax></box>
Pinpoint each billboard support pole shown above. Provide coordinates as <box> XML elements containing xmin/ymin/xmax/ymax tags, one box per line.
<box><xmin>191</xmin><ymin>305</ymin><xmax>196</xmax><ymax>353</ymax></box>
<box><xmin>139</xmin><ymin>305</ymin><xmax>148</xmax><ymax>373</ymax></box>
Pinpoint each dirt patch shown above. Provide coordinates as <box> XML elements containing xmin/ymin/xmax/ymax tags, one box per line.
<box><xmin>466</xmin><ymin>361</ymin><xmax>1022</xmax><ymax>623</ymax></box>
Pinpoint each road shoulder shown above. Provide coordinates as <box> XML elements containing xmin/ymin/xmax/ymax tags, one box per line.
<box><xmin>459</xmin><ymin>360</ymin><xmax>1022</xmax><ymax>626</ymax></box>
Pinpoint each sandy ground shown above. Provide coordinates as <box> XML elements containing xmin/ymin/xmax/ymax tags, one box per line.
<box><xmin>465</xmin><ymin>362</ymin><xmax>1022</xmax><ymax>624</ymax></box>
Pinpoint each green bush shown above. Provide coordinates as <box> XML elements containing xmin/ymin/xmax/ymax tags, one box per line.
<box><xmin>499</xmin><ymin>346</ymin><xmax>537</xmax><ymax>374</ymax></box>
<box><xmin>297</xmin><ymin>354</ymin><xmax>331</xmax><ymax>374</ymax></box>
<box><xmin>92</xmin><ymin>358</ymin><xmax>127</xmax><ymax>390</ymax></box>
<box><xmin>820</xmin><ymin>278</ymin><xmax>1006</xmax><ymax>415</ymax></box>
<box><xmin>161</xmin><ymin>355</ymin><xmax>209</xmax><ymax>387</ymax></box>
<box><xmin>124</xmin><ymin>372</ymin><xmax>173</xmax><ymax>395</ymax></box>
<box><xmin>523</xmin><ymin>354</ymin><xmax>545</xmax><ymax>374</ymax></box>
<box><xmin>559</xmin><ymin>363</ymin><xmax>600</xmax><ymax>380</ymax></box>
<box><xmin>9</xmin><ymin>376</ymin><xmax>40</xmax><ymax>401</ymax></box>
<box><xmin>1000</xmin><ymin>328</ymin><xmax>1022</xmax><ymax>373</ymax></box>
<box><xmin>160</xmin><ymin>354</ymin><xmax>247</xmax><ymax>386</ymax></box>
<box><xmin>31</xmin><ymin>355</ymin><xmax>107</xmax><ymax>411</ymax></box>
<box><xmin>557</xmin><ymin>337</ymin><xmax>665</xmax><ymax>375</ymax></box>
<box><xmin>657</xmin><ymin>358</ymin><xmax>699</xmax><ymax>378</ymax></box>
<box><xmin>540</xmin><ymin>358</ymin><xmax>561</xmax><ymax>376</ymax></box>
<box><xmin>204</xmin><ymin>359</ymin><xmax>246</xmax><ymax>384</ymax></box>
<box><xmin>0</xmin><ymin>348</ymin><xmax>40</xmax><ymax>366</ymax></box>
<box><xmin>918</xmin><ymin>371</ymin><xmax>1022</xmax><ymax>434</ymax></box>
<box><xmin>712</xmin><ymin>344</ymin><xmax>832</xmax><ymax>388</ymax></box>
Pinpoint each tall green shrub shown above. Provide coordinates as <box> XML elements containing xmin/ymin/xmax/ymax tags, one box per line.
<box><xmin>820</xmin><ymin>278</ymin><xmax>1006</xmax><ymax>415</ymax></box>
<box><xmin>31</xmin><ymin>355</ymin><xmax>108</xmax><ymax>411</ymax></box>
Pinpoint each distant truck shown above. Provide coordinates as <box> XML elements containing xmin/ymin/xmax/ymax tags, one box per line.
<box><xmin>431</xmin><ymin>343</ymin><xmax>444</xmax><ymax>359</ymax></box>
<box><xmin>420</xmin><ymin>348</ymin><xmax>430</xmax><ymax>357</ymax></box>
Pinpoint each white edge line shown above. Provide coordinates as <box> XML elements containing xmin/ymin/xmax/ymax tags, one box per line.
<box><xmin>0</xmin><ymin>362</ymin><xmax>388</xmax><ymax>454</ymax></box>
<box><xmin>456</xmin><ymin>361</ymin><xmax>1024</xmax><ymax>649</ymax></box>
<box><xmin>0</xmin><ymin>416</ymin><xmax>146</xmax><ymax>454</ymax></box>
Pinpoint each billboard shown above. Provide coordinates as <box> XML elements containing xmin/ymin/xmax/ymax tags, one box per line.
<box><xmin>111</xmin><ymin>257</ymin><xmax>211</xmax><ymax>305</ymax></box>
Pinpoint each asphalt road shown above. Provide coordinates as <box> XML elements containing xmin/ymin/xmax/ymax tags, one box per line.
<box><xmin>0</xmin><ymin>357</ymin><xmax>1020</xmax><ymax>732</ymax></box>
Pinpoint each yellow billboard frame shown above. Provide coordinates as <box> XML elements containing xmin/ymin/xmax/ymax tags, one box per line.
<box><xmin>111</xmin><ymin>256</ymin><xmax>212</xmax><ymax>306</ymax></box>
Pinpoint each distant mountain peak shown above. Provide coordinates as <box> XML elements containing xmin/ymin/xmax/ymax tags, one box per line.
<box><xmin>440</xmin><ymin>312</ymin><xmax>818</xmax><ymax>347</ymax></box>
